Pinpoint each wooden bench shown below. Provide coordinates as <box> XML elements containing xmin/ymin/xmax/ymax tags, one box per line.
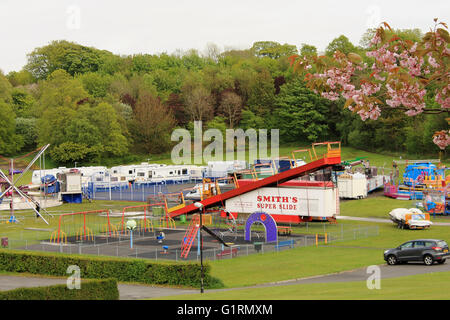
<box><xmin>275</xmin><ymin>239</ymin><xmax>295</xmax><ymax>250</ymax></box>
<box><xmin>277</xmin><ymin>226</ymin><xmax>292</xmax><ymax>236</ymax></box>
<box><xmin>216</xmin><ymin>247</ymin><xmax>238</xmax><ymax>259</ymax></box>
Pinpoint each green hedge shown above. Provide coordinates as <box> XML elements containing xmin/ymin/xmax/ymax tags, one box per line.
<box><xmin>0</xmin><ymin>249</ymin><xmax>224</xmax><ymax>289</ymax></box>
<box><xmin>0</xmin><ymin>279</ymin><xmax>119</xmax><ymax>300</ymax></box>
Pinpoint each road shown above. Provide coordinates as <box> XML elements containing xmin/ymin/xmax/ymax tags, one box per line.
<box><xmin>1</xmin><ymin>261</ymin><xmax>449</xmax><ymax>299</ymax></box>
<box><xmin>0</xmin><ymin>275</ymin><xmax>197</xmax><ymax>299</ymax></box>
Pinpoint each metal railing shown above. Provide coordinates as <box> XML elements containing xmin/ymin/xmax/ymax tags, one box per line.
<box><xmin>1</xmin><ymin>225</ymin><xmax>379</xmax><ymax>261</ymax></box>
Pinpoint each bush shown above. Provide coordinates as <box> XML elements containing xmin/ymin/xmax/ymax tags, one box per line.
<box><xmin>0</xmin><ymin>279</ymin><xmax>119</xmax><ymax>300</ymax></box>
<box><xmin>0</xmin><ymin>249</ymin><xmax>224</xmax><ymax>289</ymax></box>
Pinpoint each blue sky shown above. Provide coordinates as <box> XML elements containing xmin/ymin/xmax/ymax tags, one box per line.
<box><xmin>0</xmin><ymin>0</ymin><xmax>449</xmax><ymax>73</ymax></box>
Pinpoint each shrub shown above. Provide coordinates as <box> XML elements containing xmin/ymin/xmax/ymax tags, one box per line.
<box><xmin>0</xmin><ymin>279</ymin><xmax>119</xmax><ymax>300</ymax></box>
<box><xmin>0</xmin><ymin>249</ymin><xmax>224</xmax><ymax>289</ymax></box>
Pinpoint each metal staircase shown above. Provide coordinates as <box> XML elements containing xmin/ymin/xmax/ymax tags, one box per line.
<box><xmin>180</xmin><ymin>215</ymin><xmax>200</xmax><ymax>259</ymax></box>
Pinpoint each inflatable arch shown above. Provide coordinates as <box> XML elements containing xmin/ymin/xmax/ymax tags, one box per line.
<box><xmin>244</xmin><ymin>211</ymin><xmax>278</xmax><ymax>243</ymax></box>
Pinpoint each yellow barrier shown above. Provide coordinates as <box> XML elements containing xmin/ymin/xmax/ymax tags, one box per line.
<box><xmin>314</xmin><ymin>233</ymin><xmax>328</xmax><ymax>246</ymax></box>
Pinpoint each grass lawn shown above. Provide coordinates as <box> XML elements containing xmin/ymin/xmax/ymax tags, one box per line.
<box><xmin>340</xmin><ymin>196</ymin><xmax>450</xmax><ymax>223</ymax></box>
<box><xmin>329</xmin><ymin>221</ymin><xmax>450</xmax><ymax>249</ymax></box>
<box><xmin>207</xmin><ymin>245</ymin><xmax>384</xmax><ymax>288</ymax></box>
<box><xmin>204</xmin><ymin>219</ymin><xmax>450</xmax><ymax>289</ymax></box>
<box><xmin>157</xmin><ymin>271</ymin><xmax>450</xmax><ymax>300</ymax></box>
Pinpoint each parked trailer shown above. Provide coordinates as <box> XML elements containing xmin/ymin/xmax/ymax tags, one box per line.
<box><xmin>337</xmin><ymin>172</ymin><xmax>367</xmax><ymax>199</ymax></box>
<box><xmin>225</xmin><ymin>183</ymin><xmax>339</xmax><ymax>224</ymax></box>
<box><xmin>388</xmin><ymin>208</ymin><xmax>432</xmax><ymax>229</ymax></box>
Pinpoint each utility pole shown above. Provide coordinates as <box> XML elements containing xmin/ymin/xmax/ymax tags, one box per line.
<box><xmin>194</xmin><ymin>202</ymin><xmax>205</xmax><ymax>293</ymax></box>
<box><xmin>10</xmin><ymin>158</ymin><xmax>15</xmax><ymax>222</ymax></box>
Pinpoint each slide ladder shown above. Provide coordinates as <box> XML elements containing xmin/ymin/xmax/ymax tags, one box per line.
<box><xmin>180</xmin><ymin>215</ymin><xmax>200</xmax><ymax>259</ymax></box>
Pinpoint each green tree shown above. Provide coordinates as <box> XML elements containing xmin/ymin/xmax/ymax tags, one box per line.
<box><xmin>0</xmin><ymin>101</ymin><xmax>23</xmax><ymax>154</ymax></box>
<box><xmin>359</xmin><ymin>28</ymin><xmax>423</xmax><ymax>48</ymax></box>
<box><xmin>132</xmin><ymin>92</ymin><xmax>175</xmax><ymax>153</ymax></box>
<box><xmin>238</xmin><ymin>109</ymin><xmax>266</xmax><ymax>130</ymax></box>
<box><xmin>11</xmin><ymin>88</ymin><xmax>35</xmax><ymax>118</ymax></box>
<box><xmin>25</xmin><ymin>40</ymin><xmax>109</xmax><ymax>79</ymax></box>
<box><xmin>300</xmin><ymin>44</ymin><xmax>318</xmax><ymax>57</ymax></box>
<box><xmin>47</xmin><ymin>102</ymin><xmax>128</xmax><ymax>163</ymax></box>
<box><xmin>77</xmin><ymin>72</ymin><xmax>113</xmax><ymax>98</ymax></box>
<box><xmin>206</xmin><ymin>116</ymin><xmax>227</xmax><ymax>137</ymax></box>
<box><xmin>246</xmin><ymin>69</ymin><xmax>276</xmax><ymax>116</ymax></box>
<box><xmin>15</xmin><ymin>117</ymin><xmax>38</xmax><ymax>151</ymax></box>
<box><xmin>274</xmin><ymin>77</ymin><xmax>330</xmax><ymax>142</ymax></box>
<box><xmin>0</xmin><ymin>72</ymin><xmax>13</xmax><ymax>103</ymax></box>
<box><xmin>36</xmin><ymin>69</ymin><xmax>88</xmax><ymax>116</ymax></box>
<box><xmin>6</xmin><ymin>70</ymin><xmax>35</xmax><ymax>86</ymax></box>
<box><xmin>252</xmin><ymin>41</ymin><xmax>298</xmax><ymax>59</ymax></box>
<box><xmin>325</xmin><ymin>35</ymin><xmax>358</xmax><ymax>56</ymax></box>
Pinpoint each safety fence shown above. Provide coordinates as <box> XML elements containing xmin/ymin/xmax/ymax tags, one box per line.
<box><xmin>81</xmin><ymin>179</ymin><xmax>206</xmax><ymax>201</ymax></box>
<box><xmin>1</xmin><ymin>225</ymin><xmax>379</xmax><ymax>262</ymax></box>
<box><xmin>82</xmin><ymin>183</ymin><xmax>169</xmax><ymax>201</ymax></box>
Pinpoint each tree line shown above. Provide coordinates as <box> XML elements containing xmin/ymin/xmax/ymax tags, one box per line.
<box><xmin>0</xmin><ymin>31</ymin><xmax>446</xmax><ymax>165</ymax></box>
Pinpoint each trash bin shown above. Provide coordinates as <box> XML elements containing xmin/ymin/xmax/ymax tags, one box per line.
<box><xmin>180</xmin><ymin>215</ymin><xmax>186</xmax><ymax>223</ymax></box>
<box><xmin>152</xmin><ymin>206</ymin><xmax>164</xmax><ymax>217</ymax></box>
<box><xmin>254</xmin><ymin>242</ymin><xmax>262</xmax><ymax>253</ymax></box>
<box><xmin>1</xmin><ymin>237</ymin><xmax>8</xmax><ymax>248</ymax></box>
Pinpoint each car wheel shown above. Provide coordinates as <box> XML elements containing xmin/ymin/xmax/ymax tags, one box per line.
<box><xmin>387</xmin><ymin>255</ymin><xmax>398</xmax><ymax>265</ymax></box>
<box><xmin>423</xmin><ymin>255</ymin><xmax>434</xmax><ymax>266</ymax></box>
<box><xmin>437</xmin><ymin>259</ymin><xmax>446</xmax><ymax>265</ymax></box>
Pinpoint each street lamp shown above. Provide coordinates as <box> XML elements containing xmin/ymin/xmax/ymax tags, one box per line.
<box><xmin>194</xmin><ymin>201</ymin><xmax>204</xmax><ymax>293</ymax></box>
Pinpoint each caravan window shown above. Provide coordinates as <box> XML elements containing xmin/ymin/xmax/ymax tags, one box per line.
<box><xmin>182</xmin><ymin>169</ymin><xmax>188</xmax><ymax>175</ymax></box>
<box><xmin>128</xmin><ymin>170</ymin><xmax>133</xmax><ymax>175</ymax></box>
<box><xmin>169</xmin><ymin>171</ymin><xmax>173</xmax><ymax>175</ymax></box>
<box><xmin>148</xmin><ymin>171</ymin><xmax>152</xmax><ymax>177</ymax></box>
<box><xmin>137</xmin><ymin>172</ymin><xmax>145</xmax><ymax>177</ymax></box>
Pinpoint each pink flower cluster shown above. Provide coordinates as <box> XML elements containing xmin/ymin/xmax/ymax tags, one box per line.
<box><xmin>385</xmin><ymin>80</ymin><xmax>427</xmax><ymax>116</ymax></box>
<box><xmin>315</xmin><ymin>57</ymin><xmax>383</xmax><ymax>121</ymax></box>
<box><xmin>366</xmin><ymin>44</ymin><xmax>398</xmax><ymax>73</ymax></box>
<box><xmin>296</xmin><ymin>20</ymin><xmax>449</xmax><ymax>149</ymax></box>
<box><xmin>435</xmin><ymin>84</ymin><xmax>450</xmax><ymax>109</ymax></box>
<box><xmin>433</xmin><ymin>130</ymin><xmax>450</xmax><ymax>150</ymax></box>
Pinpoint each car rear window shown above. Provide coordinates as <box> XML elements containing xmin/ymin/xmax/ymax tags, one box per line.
<box><xmin>437</xmin><ymin>241</ymin><xmax>448</xmax><ymax>248</ymax></box>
